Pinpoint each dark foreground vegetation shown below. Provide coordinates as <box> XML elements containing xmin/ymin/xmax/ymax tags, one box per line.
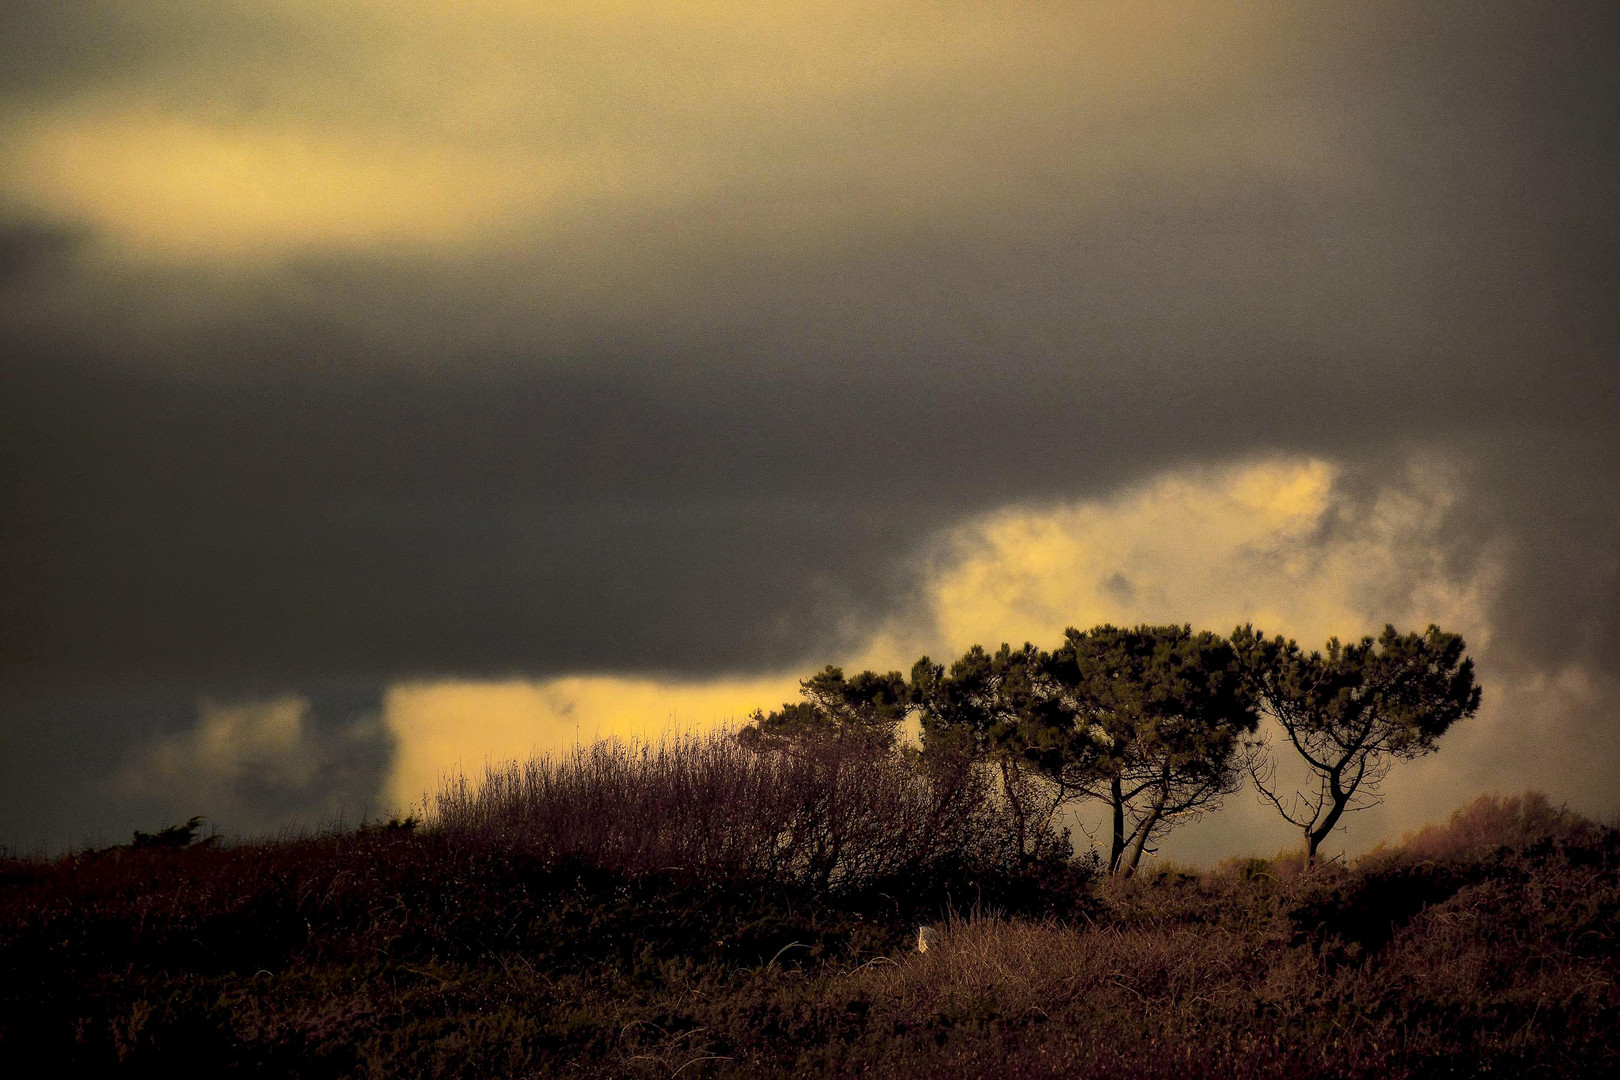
<box><xmin>2</xmin><ymin>730</ymin><xmax>1616</xmax><ymax>1078</ymax></box>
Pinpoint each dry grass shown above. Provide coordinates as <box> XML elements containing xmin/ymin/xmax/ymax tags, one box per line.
<box><xmin>865</xmin><ymin>914</ymin><xmax>1269</xmax><ymax>1022</ymax></box>
<box><xmin>828</xmin><ymin>821</ymin><xmax>1620</xmax><ymax>1077</ymax></box>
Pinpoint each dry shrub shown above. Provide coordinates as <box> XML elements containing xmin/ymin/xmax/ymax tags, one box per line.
<box><xmin>430</xmin><ymin>731</ymin><xmax>1062</xmax><ymax>893</ymax></box>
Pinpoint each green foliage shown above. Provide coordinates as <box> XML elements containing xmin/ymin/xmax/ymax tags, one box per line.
<box><xmin>1235</xmin><ymin>623</ymin><xmax>1482</xmax><ymax>862</ymax></box>
<box><xmin>1055</xmin><ymin>625</ymin><xmax>1257</xmax><ymax>764</ymax></box>
<box><xmin>912</xmin><ymin>643</ymin><xmax>1060</xmax><ymax>762</ymax></box>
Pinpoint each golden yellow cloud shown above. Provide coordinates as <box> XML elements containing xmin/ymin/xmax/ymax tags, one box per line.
<box><xmin>4</xmin><ymin>110</ymin><xmax>557</xmax><ymax>259</ymax></box>
<box><xmin>0</xmin><ymin>1</ymin><xmax>1308</xmax><ymax>262</ymax></box>
<box><xmin>908</xmin><ymin>457</ymin><xmax>1497</xmax><ymax>661</ymax></box>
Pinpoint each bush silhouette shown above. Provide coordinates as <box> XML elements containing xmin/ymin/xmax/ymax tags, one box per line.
<box><xmin>131</xmin><ymin>815</ymin><xmax>212</xmax><ymax>851</ymax></box>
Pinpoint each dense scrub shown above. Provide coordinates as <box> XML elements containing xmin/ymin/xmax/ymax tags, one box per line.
<box><xmin>1</xmin><ymin>739</ymin><xmax>1615</xmax><ymax>1077</ymax></box>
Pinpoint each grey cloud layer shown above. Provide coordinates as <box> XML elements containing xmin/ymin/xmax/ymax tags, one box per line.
<box><xmin>2</xmin><ymin>2</ymin><xmax>1617</xmax><ymax>842</ymax></box>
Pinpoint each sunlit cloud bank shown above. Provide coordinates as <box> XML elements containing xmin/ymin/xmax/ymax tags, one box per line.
<box><xmin>896</xmin><ymin>455</ymin><xmax>1500</xmax><ymax>664</ymax></box>
<box><xmin>5</xmin><ymin>111</ymin><xmax>550</xmax><ymax>260</ymax></box>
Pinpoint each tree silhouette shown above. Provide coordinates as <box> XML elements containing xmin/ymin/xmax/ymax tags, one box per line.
<box><xmin>913</xmin><ymin>628</ymin><xmax>1258</xmax><ymax>875</ymax></box>
<box><xmin>131</xmin><ymin>815</ymin><xmax>213</xmax><ymax>850</ymax></box>
<box><xmin>1049</xmin><ymin>625</ymin><xmax>1260</xmax><ymax>875</ymax></box>
<box><xmin>1234</xmin><ymin>623</ymin><xmax>1482</xmax><ymax>864</ymax></box>
<box><xmin>738</xmin><ymin>665</ymin><xmax>911</xmax><ymax>752</ymax></box>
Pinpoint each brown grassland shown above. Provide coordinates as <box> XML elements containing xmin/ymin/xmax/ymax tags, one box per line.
<box><xmin>1</xmin><ymin>735</ymin><xmax>1616</xmax><ymax>1077</ymax></box>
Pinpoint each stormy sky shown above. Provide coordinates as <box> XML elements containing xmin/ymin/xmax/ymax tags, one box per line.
<box><xmin>2</xmin><ymin>2</ymin><xmax>1617</xmax><ymax>857</ymax></box>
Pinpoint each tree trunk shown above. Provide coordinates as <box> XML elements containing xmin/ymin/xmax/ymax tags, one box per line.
<box><xmin>1305</xmin><ymin>771</ymin><xmax>1352</xmax><ymax>865</ymax></box>
<box><xmin>1119</xmin><ymin>795</ymin><xmax>1166</xmax><ymax>878</ymax></box>
<box><xmin>1108</xmin><ymin>775</ymin><xmax>1126</xmax><ymax>873</ymax></box>
<box><xmin>1001</xmin><ymin>757</ymin><xmax>1028</xmax><ymax>862</ymax></box>
<box><xmin>1306</xmin><ymin>800</ymin><xmax>1348</xmax><ymax>864</ymax></box>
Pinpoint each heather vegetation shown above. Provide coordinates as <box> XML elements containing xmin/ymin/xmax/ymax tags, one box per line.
<box><xmin>2</xmin><ymin>625</ymin><xmax>1614</xmax><ymax>1077</ymax></box>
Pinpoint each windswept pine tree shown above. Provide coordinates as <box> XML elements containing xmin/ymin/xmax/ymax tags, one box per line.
<box><xmin>911</xmin><ymin>627</ymin><xmax>1259</xmax><ymax>876</ymax></box>
<box><xmin>1234</xmin><ymin>623</ymin><xmax>1482</xmax><ymax>864</ymax></box>
<box><xmin>1048</xmin><ymin>625</ymin><xmax>1260</xmax><ymax>875</ymax></box>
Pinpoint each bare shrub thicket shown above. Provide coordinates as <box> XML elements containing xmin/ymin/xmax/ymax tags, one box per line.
<box><xmin>430</xmin><ymin>731</ymin><xmax>1061</xmax><ymax>891</ymax></box>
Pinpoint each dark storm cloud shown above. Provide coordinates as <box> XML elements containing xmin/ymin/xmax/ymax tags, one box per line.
<box><xmin>0</xmin><ymin>1</ymin><xmax>376</xmax><ymax>103</ymax></box>
<box><xmin>0</xmin><ymin>221</ymin><xmax>80</xmax><ymax>284</ymax></box>
<box><xmin>2</xmin><ymin>2</ymin><xmax>1617</xmax><ymax>842</ymax></box>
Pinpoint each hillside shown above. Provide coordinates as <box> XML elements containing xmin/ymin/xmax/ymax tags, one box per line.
<box><xmin>1</xmin><ymin>742</ymin><xmax>1615</xmax><ymax>1078</ymax></box>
